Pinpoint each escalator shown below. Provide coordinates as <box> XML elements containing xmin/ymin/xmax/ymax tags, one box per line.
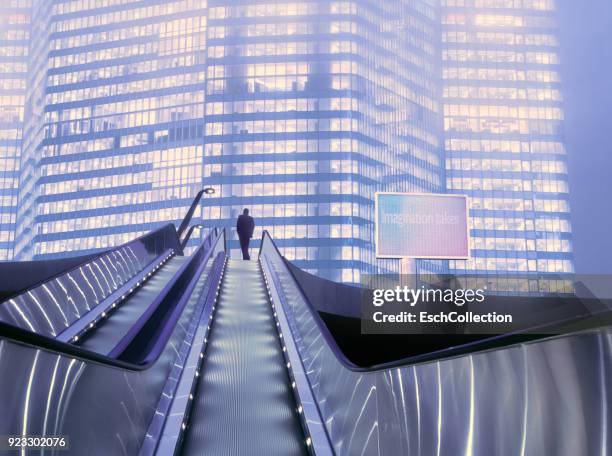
<box><xmin>179</xmin><ymin>259</ymin><xmax>307</xmax><ymax>455</ymax></box>
<box><xmin>77</xmin><ymin>255</ymin><xmax>188</xmax><ymax>355</ymax></box>
<box><xmin>0</xmin><ymin>226</ymin><xmax>608</xmax><ymax>455</ymax></box>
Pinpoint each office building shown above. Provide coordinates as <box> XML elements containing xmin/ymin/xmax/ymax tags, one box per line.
<box><xmin>13</xmin><ymin>0</ymin><xmax>208</xmax><ymax>259</ymax></box>
<box><xmin>201</xmin><ymin>0</ymin><xmax>442</xmax><ymax>281</ymax></box>
<box><xmin>441</xmin><ymin>0</ymin><xmax>574</xmax><ymax>282</ymax></box>
<box><xmin>2</xmin><ymin>0</ymin><xmax>573</xmax><ymax>284</ymax></box>
<box><xmin>0</xmin><ymin>1</ymin><xmax>30</xmax><ymax>260</ymax></box>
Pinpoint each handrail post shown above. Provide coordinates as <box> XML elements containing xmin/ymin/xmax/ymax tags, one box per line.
<box><xmin>177</xmin><ymin>190</ymin><xmax>204</xmax><ymax>239</ymax></box>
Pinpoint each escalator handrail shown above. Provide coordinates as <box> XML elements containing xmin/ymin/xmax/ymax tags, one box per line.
<box><xmin>258</xmin><ymin>230</ymin><xmax>609</xmax><ymax>372</ymax></box>
<box><xmin>112</xmin><ymin>228</ymin><xmax>225</xmax><ymax>363</ymax></box>
<box><xmin>259</xmin><ymin>231</ymin><xmax>360</xmax><ymax>371</ymax></box>
<box><xmin>0</xmin><ymin>227</ymin><xmax>225</xmax><ymax>372</ymax></box>
<box><xmin>0</xmin><ymin>223</ymin><xmax>182</xmax><ymax>306</ymax></box>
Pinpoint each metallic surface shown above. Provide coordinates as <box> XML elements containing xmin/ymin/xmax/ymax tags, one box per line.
<box><xmin>0</xmin><ymin>230</ymin><xmax>220</xmax><ymax>455</ymax></box>
<box><xmin>150</xmin><ymin>253</ymin><xmax>226</xmax><ymax>456</ymax></box>
<box><xmin>0</xmin><ymin>228</ymin><xmax>609</xmax><ymax>456</ymax></box>
<box><xmin>180</xmin><ymin>259</ymin><xmax>307</xmax><ymax>456</ymax></box>
<box><xmin>260</xmin><ymin>232</ymin><xmax>612</xmax><ymax>456</ymax></box>
<box><xmin>77</xmin><ymin>256</ymin><xmax>187</xmax><ymax>355</ymax></box>
<box><xmin>0</xmin><ymin>225</ymin><xmax>181</xmax><ymax>337</ymax></box>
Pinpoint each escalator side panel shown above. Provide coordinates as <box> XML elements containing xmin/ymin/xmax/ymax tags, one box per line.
<box><xmin>0</xmin><ymin>291</ymin><xmax>193</xmax><ymax>456</ymax></box>
<box><xmin>261</xmin><ymin>237</ymin><xmax>610</xmax><ymax>456</ymax></box>
<box><xmin>0</xmin><ymin>233</ymin><xmax>174</xmax><ymax>337</ymax></box>
<box><xmin>77</xmin><ymin>256</ymin><xmax>187</xmax><ymax>355</ymax></box>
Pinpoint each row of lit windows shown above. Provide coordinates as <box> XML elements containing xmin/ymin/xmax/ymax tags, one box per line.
<box><xmin>0</xmin><ymin>107</ymin><xmax>24</xmax><ymax>124</ymax></box>
<box><xmin>203</xmin><ymin>138</ymin><xmax>435</xmax><ymax>182</ymax></box>
<box><xmin>444</xmin><ymin>86</ymin><xmax>562</xmax><ymax>102</ymax></box>
<box><xmin>446</xmin><ymin>138</ymin><xmax>564</xmax><ymax>154</ymax></box>
<box><xmin>470</xmin><ymin>216</ymin><xmax>571</xmax><ymax>233</ymax></box>
<box><xmin>38</xmin><ymin>186</ymin><xmax>200</xmax><ymax>216</ymax></box>
<box><xmin>0</xmin><ymin>79</ymin><xmax>26</xmax><ymax>91</ymax></box>
<box><xmin>443</xmin><ymin>49</ymin><xmax>559</xmax><ymax>64</ymax></box>
<box><xmin>205</xmin><ymin>118</ymin><xmax>357</xmax><ymax>136</ymax></box>
<box><xmin>0</xmin><ymin>213</ymin><xmax>16</xmax><ymax>224</ymax></box>
<box><xmin>206</xmin><ymin>73</ymin><xmax>434</xmax><ymax>114</ymax></box>
<box><xmin>446</xmin><ymin>158</ymin><xmax>567</xmax><ymax>174</ymax></box>
<box><xmin>448</xmin><ymin>158</ymin><xmax>566</xmax><ymax>173</ymax></box>
<box><xmin>443</xmin><ymin>67</ymin><xmax>560</xmax><ymax>83</ymax></box>
<box><xmin>47</xmin><ymin>92</ymin><xmax>203</xmax><ymax>122</ymax></box>
<box><xmin>449</xmin><ymin>177</ymin><xmax>568</xmax><ymax>193</ymax></box>
<box><xmin>47</xmin><ymin>71</ymin><xmax>205</xmax><ymax>105</ymax></box>
<box><xmin>442</xmin><ymin>0</ymin><xmax>554</xmax><ymax>10</ymax></box>
<box><xmin>445</xmin><ymin>104</ymin><xmax>563</xmax><ymax>120</ymax></box>
<box><xmin>46</xmin><ymin>106</ymin><xmax>203</xmax><ymax>138</ymax></box>
<box><xmin>40</xmin><ymin>206</ymin><xmax>187</xmax><ymax>235</ymax></box>
<box><xmin>0</xmin><ymin>47</ymin><xmax>26</xmax><ymax>58</ymax></box>
<box><xmin>210</xmin><ymin>138</ymin><xmax>355</xmax><ymax>155</ymax></box>
<box><xmin>450</xmin><ymin>258</ymin><xmax>573</xmax><ymax>274</ymax></box>
<box><xmin>445</xmin><ymin>117</ymin><xmax>562</xmax><ymax>136</ymax></box>
<box><xmin>443</xmin><ymin>31</ymin><xmax>557</xmax><ymax>47</ymax></box>
<box><xmin>472</xmin><ymin>237</ymin><xmax>571</xmax><ymax>253</ymax></box>
<box><xmin>0</xmin><ymin>196</ymin><xmax>17</xmax><ymax>208</ymax></box>
<box><xmin>469</xmin><ymin>197</ymin><xmax>569</xmax><ymax>213</ymax></box>
<box><xmin>0</xmin><ymin>29</ymin><xmax>29</xmax><ymax>41</ymax></box>
<box><xmin>211</xmin><ymin>181</ymin><xmax>362</xmax><ymax>198</ymax></box>
<box><xmin>443</xmin><ymin>12</ymin><xmax>556</xmax><ymax>28</ymax></box>
<box><xmin>208</xmin><ymin>42</ymin><xmax>434</xmax><ymax>100</ymax></box>
<box><xmin>0</xmin><ymin>145</ymin><xmax>23</xmax><ymax>159</ymax></box>
<box><xmin>0</xmin><ymin>230</ymin><xmax>15</xmax><ymax>241</ymax></box>
<box><xmin>0</xmin><ymin>62</ymin><xmax>27</xmax><ymax>73</ymax></box>
<box><xmin>54</xmin><ymin>1</ymin><xmax>203</xmax><ymax>32</ymax></box>
<box><xmin>50</xmin><ymin>17</ymin><xmax>204</xmax><ymax>51</ymax></box>
<box><xmin>205</xmin><ymin>98</ymin><xmax>354</xmax><ymax>116</ymax></box>
<box><xmin>42</xmin><ymin>146</ymin><xmax>201</xmax><ymax>177</ymax></box>
<box><xmin>47</xmin><ymin>56</ymin><xmax>200</xmax><ymax>88</ymax></box>
<box><xmin>40</xmin><ymin>167</ymin><xmax>200</xmax><ymax>196</ymax></box>
<box><xmin>37</xmin><ymin>234</ymin><xmax>137</xmax><ymax>255</ymax></box>
<box><xmin>208</xmin><ymin>3</ymin><xmax>355</xmax><ymax>20</ymax></box>
<box><xmin>53</xmin><ymin>0</ymin><xmax>149</xmax><ymax>15</ymax></box>
<box><xmin>207</xmin><ymin>159</ymin><xmax>360</xmax><ymax>177</ymax></box>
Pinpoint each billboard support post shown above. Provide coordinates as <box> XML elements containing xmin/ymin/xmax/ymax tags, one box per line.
<box><xmin>399</xmin><ymin>257</ymin><xmax>417</xmax><ymax>288</ymax></box>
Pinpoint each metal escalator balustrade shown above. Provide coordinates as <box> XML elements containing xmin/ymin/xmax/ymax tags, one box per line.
<box><xmin>176</xmin><ymin>259</ymin><xmax>308</xmax><ymax>456</ymax></box>
<box><xmin>0</xmin><ymin>228</ymin><xmax>226</xmax><ymax>456</ymax></box>
<box><xmin>142</xmin><ymin>252</ymin><xmax>227</xmax><ymax>456</ymax></box>
<box><xmin>0</xmin><ymin>224</ymin><xmax>182</xmax><ymax>338</ymax></box>
<box><xmin>259</xmin><ymin>231</ymin><xmax>612</xmax><ymax>456</ymax></box>
<box><xmin>0</xmin><ymin>226</ymin><xmax>608</xmax><ymax>456</ymax></box>
<box><xmin>59</xmin><ymin>250</ymin><xmax>176</xmax><ymax>344</ymax></box>
<box><xmin>76</xmin><ymin>255</ymin><xmax>187</xmax><ymax>355</ymax></box>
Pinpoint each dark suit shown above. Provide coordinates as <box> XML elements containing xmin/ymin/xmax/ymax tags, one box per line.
<box><xmin>236</xmin><ymin>214</ymin><xmax>255</xmax><ymax>260</ymax></box>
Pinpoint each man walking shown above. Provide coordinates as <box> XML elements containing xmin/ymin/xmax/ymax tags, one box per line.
<box><xmin>236</xmin><ymin>208</ymin><xmax>255</xmax><ymax>260</ymax></box>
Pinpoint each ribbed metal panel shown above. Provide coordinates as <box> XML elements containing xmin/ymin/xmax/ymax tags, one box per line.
<box><xmin>78</xmin><ymin>256</ymin><xmax>188</xmax><ymax>354</ymax></box>
<box><xmin>181</xmin><ymin>259</ymin><xmax>306</xmax><ymax>456</ymax></box>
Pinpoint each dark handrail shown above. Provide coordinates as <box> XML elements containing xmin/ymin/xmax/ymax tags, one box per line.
<box><xmin>258</xmin><ymin>230</ymin><xmax>612</xmax><ymax>372</ymax></box>
<box><xmin>113</xmin><ymin>229</ymin><xmax>224</xmax><ymax>363</ymax></box>
<box><xmin>0</xmin><ymin>227</ymin><xmax>226</xmax><ymax>372</ymax></box>
<box><xmin>180</xmin><ymin>225</ymin><xmax>205</xmax><ymax>250</ymax></box>
<box><xmin>177</xmin><ymin>190</ymin><xmax>205</xmax><ymax>239</ymax></box>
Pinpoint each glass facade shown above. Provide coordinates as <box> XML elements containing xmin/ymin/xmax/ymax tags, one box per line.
<box><xmin>441</xmin><ymin>0</ymin><xmax>574</xmax><ymax>278</ymax></box>
<box><xmin>1</xmin><ymin>0</ymin><xmax>574</xmax><ymax>283</ymax></box>
<box><xmin>14</xmin><ymin>0</ymin><xmax>208</xmax><ymax>259</ymax></box>
<box><xmin>0</xmin><ymin>1</ymin><xmax>30</xmax><ymax>260</ymax></box>
<box><xmin>202</xmin><ymin>0</ymin><xmax>442</xmax><ymax>282</ymax></box>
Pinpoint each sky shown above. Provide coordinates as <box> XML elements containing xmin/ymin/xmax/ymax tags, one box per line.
<box><xmin>557</xmin><ymin>0</ymin><xmax>612</xmax><ymax>274</ymax></box>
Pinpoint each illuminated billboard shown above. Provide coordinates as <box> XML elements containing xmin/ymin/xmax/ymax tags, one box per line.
<box><xmin>375</xmin><ymin>193</ymin><xmax>470</xmax><ymax>259</ymax></box>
